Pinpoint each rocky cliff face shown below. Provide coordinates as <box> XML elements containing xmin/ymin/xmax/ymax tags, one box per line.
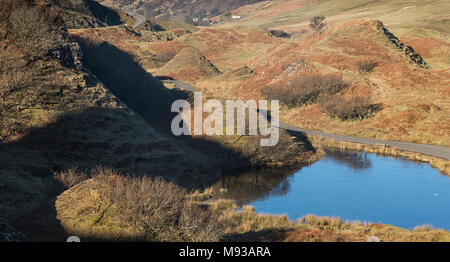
<box><xmin>377</xmin><ymin>21</ymin><xmax>430</xmax><ymax>69</ymax></box>
<box><xmin>51</xmin><ymin>33</ymin><xmax>83</xmax><ymax>69</ymax></box>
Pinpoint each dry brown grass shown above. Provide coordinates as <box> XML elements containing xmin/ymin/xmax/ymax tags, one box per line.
<box><xmin>216</xmin><ymin>203</ymin><xmax>296</xmax><ymax>235</ymax></box>
<box><xmin>211</xmin><ymin>199</ymin><xmax>450</xmax><ymax>242</ymax></box>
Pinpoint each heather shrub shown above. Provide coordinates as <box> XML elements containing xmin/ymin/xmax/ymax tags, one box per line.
<box><xmin>88</xmin><ymin>169</ymin><xmax>223</xmax><ymax>241</ymax></box>
<box><xmin>54</xmin><ymin>167</ymin><xmax>91</xmax><ymax>188</ymax></box>
<box><xmin>309</xmin><ymin>16</ymin><xmax>326</xmax><ymax>32</ymax></box>
<box><xmin>261</xmin><ymin>74</ymin><xmax>347</xmax><ymax>108</ymax></box>
<box><xmin>356</xmin><ymin>60</ymin><xmax>378</xmax><ymax>73</ymax></box>
<box><xmin>103</xmin><ymin>174</ymin><xmax>222</xmax><ymax>241</ymax></box>
<box><xmin>321</xmin><ymin>95</ymin><xmax>381</xmax><ymax>120</ymax></box>
<box><xmin>7</xmin><ymin>2</ymin><xmax>64</xmax><ymax>58</ymax></box>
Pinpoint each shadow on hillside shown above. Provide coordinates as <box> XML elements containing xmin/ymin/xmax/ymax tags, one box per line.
<box><xmin>4</xmin><ymin>38</ymin><xmax>318</xmax><ymax>241</ymax></box>
<box><xmin>155</xmin><ymin>76</ymin><xmax>175</xmax><ymax>80</ymax></box>
<box><xmin>72</xmin><ymin>38</ymin><xmax>267</xmax><ymax>174</ymax></box>
<box><xmin>73</xmin><ymin>38</ymin><xmax>180</xmax><ymax>126</ymax></box>
<box><xmin>60</xmin><ymin>0</ymin><xmax>123</xmax><ymax>27</ymax></box>
<box><xmin>12</xmin><ymin>198</ymin><xmax>68</xmax><ymax>242</ymax></box>
<box><xmin>86</xmin><ymin>0</ymin><xmax>123</xmax><ymax>26</ymax></box>
<box><xmin>2</xmin><ymin>106</ymin><xmax>251</xmax><ymax>241</ymax></box>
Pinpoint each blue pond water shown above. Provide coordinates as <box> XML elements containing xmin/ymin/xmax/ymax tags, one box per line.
<box><xmin>213</xmin><ymin>148</ymin><xmax>450</xmax><ymax>230</ymax></box>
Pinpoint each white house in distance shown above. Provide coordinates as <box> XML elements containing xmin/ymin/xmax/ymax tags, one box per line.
<box><xmin>232</xmin><ymin>15</ymin><xmax>241</xmax><ymax>19</ymax></box>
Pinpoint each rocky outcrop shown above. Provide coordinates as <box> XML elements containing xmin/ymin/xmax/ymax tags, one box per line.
<box><xmin>377</xmin><ymin>21</ymin><xmax>430</xmax><ymax>69</ymax></box>
<box><xmin>51</xmin><ymin>41</ymin><xmax>83</xmax><ymax>69</ymax></box>
<box><xmin>269</xmin><ymin>29</ymin><xmax>291</xmax><ymax>39</ymax></box>
<box><xmin>50</xmin><ymin>28</ymin><xmax>83</xmax><ymax>70</ymax></box>
<box><xmin>141</xmin><ymin>20</ymin><xmax>166</xmax><ymax>32</ymax></box>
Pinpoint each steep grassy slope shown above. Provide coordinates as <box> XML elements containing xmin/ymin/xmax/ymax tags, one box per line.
<box><xmin>157</xmin><ymin>47</ymin><xmax>221</xmax><ymax>81</ymax></box>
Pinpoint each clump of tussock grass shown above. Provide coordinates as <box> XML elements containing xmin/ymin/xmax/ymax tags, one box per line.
<box><xmin>217</xmin><ymin>202</ymin><xmax>294</xmax><ymax>234</ymax></box>
<box><xmin>188</xmin><ymin>187</ymin><xmax>215</xmax><ymax>202</ymax></box>
<box><xmin>300</xmin><ymin>215</ymin><xmax>346</xmax><ymax>228</ymax></box>
<box><xmin>413</xmin><ymin>224</ymin><xmax>435</xmax><ymax>232</ymax></box>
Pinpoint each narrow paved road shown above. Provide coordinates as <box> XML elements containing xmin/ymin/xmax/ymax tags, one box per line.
<box><xmin>125</xmin><ymin>11</ymin><xmax>145</xmax><ymax>29</ymax></box>
<box><xmin>132</xmin><ymin>14</ymin><xmax>145</xmax><ymax>29</ymax></box>
<box><xmin>162</xmin><ymin>80</ymin><xmax>450</xmax><ymax>160</ymax></box>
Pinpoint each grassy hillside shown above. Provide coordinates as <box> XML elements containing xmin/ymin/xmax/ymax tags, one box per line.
<box><xmin>1</xmin><ymin>0</ymin><xmax>317</xmax><ymax>241</ymax></box>
<box><xmin>40</xmin><ymin>0</ymin><xmax>134</xmax><ymax>29</ymax></box>
<box><xmin>0</xmin><ymin>0</ymin><xmax>214</xmax><ymax>223</ymax></box>
<box><xmin>136</xmin><ymin>19</ymin><xmax>198</xmax><ymax>42</ymax></box>
<box><xmin>96</xmin><ymin>0</ymin><xmax>266</xmax><ymax>21</ymax></box>
<box><xmin>224</xmin><ymin>0</ymin><xmax>450</xmax><ymax>69</ymax></box>
<box><xmin>157</xmin><ymin>46</ymin><xmax>221</xmax><ymax>81</ymax></box>
<box><xmin>134</xmin><ymin>0</ymin><xmax>449</xmax><ymax>146</ymax></box>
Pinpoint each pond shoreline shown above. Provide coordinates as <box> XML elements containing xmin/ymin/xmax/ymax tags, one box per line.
<box><xmin>205</xmin><ymin>145</ymin><xmax>450</xmax><ymax>241</ymax></box>
<box><xmin>307</xmin><ymin>135</ymin><xmax>450</xmax><ymax>175</ymax></box>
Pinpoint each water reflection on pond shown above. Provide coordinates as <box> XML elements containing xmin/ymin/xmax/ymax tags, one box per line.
<box><xmin>212</xmin><ymin>148</ymin><xmax>450</xmax><ymax>230</ymax></box>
